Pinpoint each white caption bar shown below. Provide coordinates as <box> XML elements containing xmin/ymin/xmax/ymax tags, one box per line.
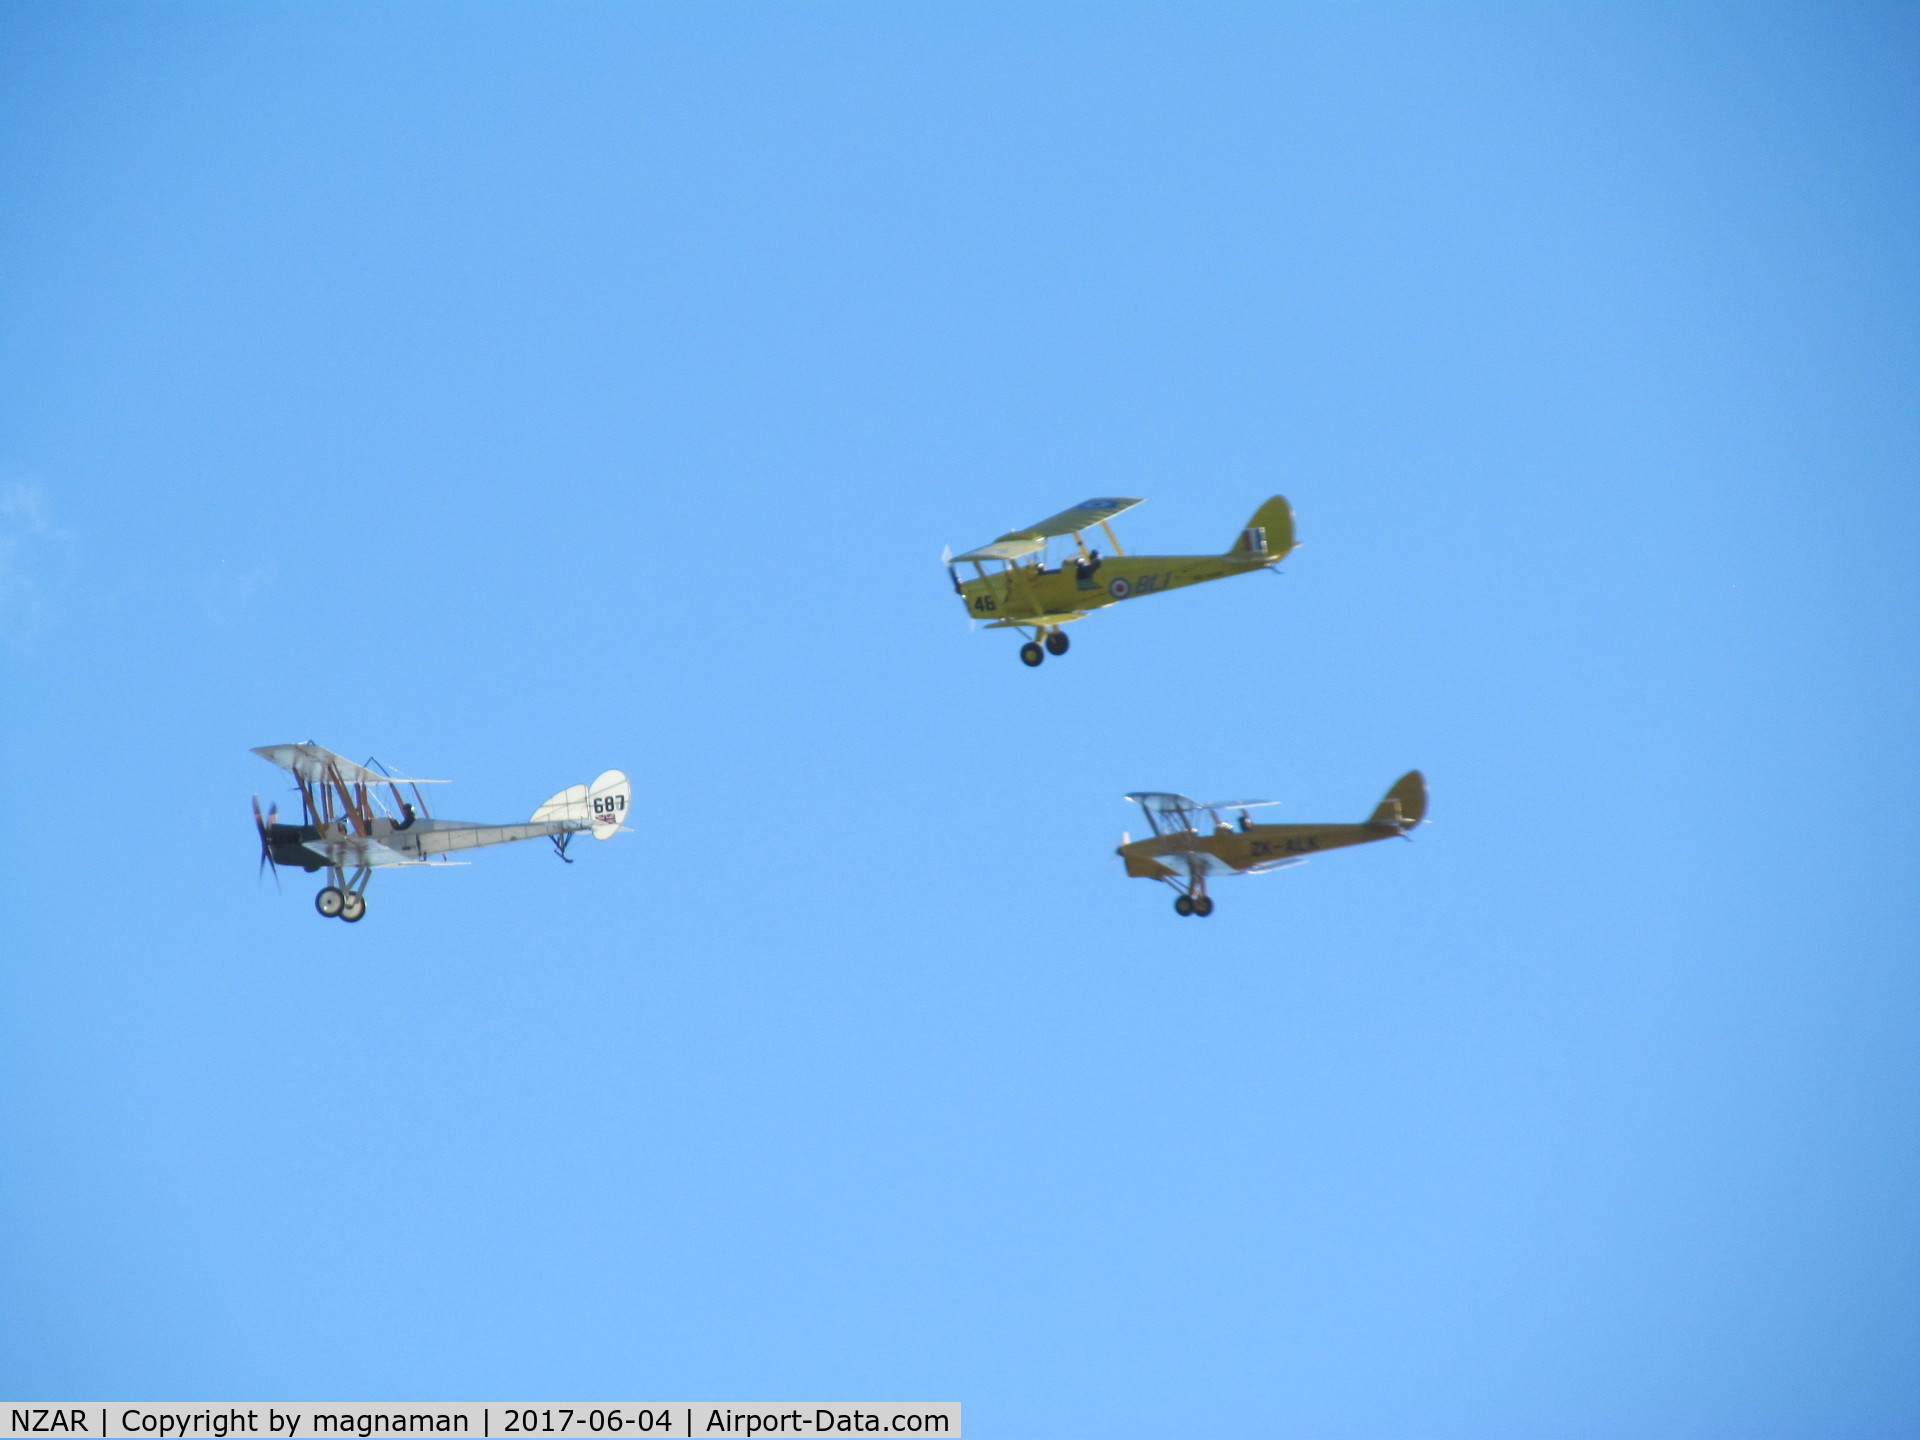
<box><xmin>2</xmin><ymin>1408</ymin><xmax>959</xmax><ymax>1440</ymax></box>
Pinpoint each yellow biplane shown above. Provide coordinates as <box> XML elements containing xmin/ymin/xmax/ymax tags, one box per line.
<box><xmin>944</xmin><ymin>496</ymin><xmax>1296</xmax><ymax>665</ymax></box>
<box><xmin>1118</xmin><ymin>771</ymin><xmax>1428</xmax><ymax>915</ymax></box>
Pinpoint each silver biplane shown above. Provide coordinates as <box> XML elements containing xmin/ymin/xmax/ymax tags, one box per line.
<box><xmin>251</xmin><ymin>743</ymin><xmax>630</xmax><ymax>922</ymax></box>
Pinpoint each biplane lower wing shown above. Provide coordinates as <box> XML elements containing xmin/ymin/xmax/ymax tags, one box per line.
<box><xmin>984</xmin><ymin>611</ymin><xmax>1088</xmax><ymax>629</ymax></box>
<box><xmin>300</xmin><ymin>823</ymin><xmax>577</xmax><ymax>867</ymax></box>
<box><xmin>1163</xmin><ymin>851</ymin><xmax>1238</xmax><ymax>878</ymax></box>
<box><xmin>302</xmin><ymin>837</ymin><xmax>415</xmax><ymax>868</ymax></box>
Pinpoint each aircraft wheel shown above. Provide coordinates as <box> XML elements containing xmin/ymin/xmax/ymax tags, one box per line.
<box><xmin>1173</xmin><ymin>895</ymin><xmax>1195</xmax><ymax>916</ymax></box>
<box><xmin>1019</xmin><ymin>642</ymin><xmax>1045</xmax><ymax>667</ymax></box>
<box><xmin>1194</xmin><ymin>896</ymin><xmax>1215</xmax><ymax>917</ymax></box>
<box><xmin>340</xmin><ymin>892</ymin><xmax>367</xmax><ymax>923</ymax></box>
<box><xmin>315</xmin><ymin>887</ymin><xmax>345</xmax><ymax>918</ymax></box>
<box><xmin>1045</xmin><ymin>630</ymin><xmax>1069</xmax><ymax>656</ymax></box>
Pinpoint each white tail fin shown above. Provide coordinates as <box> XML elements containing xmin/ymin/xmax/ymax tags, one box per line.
<box><xmin>530</xmin><ymin>770</ymin><xmax>631</xmax><ymax>839</ymax></box>
<box><xmin>588</xmin><ymin>769</ymin><xmax>630</xmax><ymax>838</ymax></box>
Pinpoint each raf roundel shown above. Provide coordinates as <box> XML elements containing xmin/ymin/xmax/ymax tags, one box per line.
<box><xmin>1108</xmin><ymin>577</ymin><xmax>1132</xmax><ymax>599</ymax></box>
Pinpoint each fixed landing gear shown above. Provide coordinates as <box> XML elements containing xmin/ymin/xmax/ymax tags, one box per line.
<box><xmin>316</xmin><ymin>883</ymin><xmax>368</xmax><ymax>921</ymax></box>
<box><xmin>1019</xmin><ymin>628</ymin><xmax>1070</xmax><ymax>667</ymax></box>
<box><xmin>1174</xmin><ymin>894</ymin><xmax>1194</xmax><ymax>916</ymax></box>
<box><xmin>1173</xmin><ymin>892</ymin><xmax>1215</xmax><ymax>917</ymax></box>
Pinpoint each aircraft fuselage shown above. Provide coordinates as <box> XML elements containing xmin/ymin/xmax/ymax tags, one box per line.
<box><xmin>956</xmin><ymin>552</ymin><xmax>1274</xmax><ymax>626</ymax></box>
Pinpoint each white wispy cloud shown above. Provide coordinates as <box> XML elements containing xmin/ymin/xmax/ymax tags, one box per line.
<box><xmin>0</xmin><ymin>478</ymin><xmax>78</xmax><ymax>647</ymax></box>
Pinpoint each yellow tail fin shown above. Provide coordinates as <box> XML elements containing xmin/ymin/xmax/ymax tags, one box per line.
<box><xmin>1227</xmin><ymin>496</ymin><xmax>1296</xmax><ymax>560</ymax></box>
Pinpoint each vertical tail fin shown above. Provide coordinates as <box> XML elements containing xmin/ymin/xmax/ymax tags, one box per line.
<box><xmin>530</xmin><ymin>769</ymin><xmax>631</xmax><ymax>839</ymax></box>
<box><xmin>1368</xmin><ymin>771</ymin><xmax>1428</xmax><ymax>829</ymax></box>
<box><xmin>588</xmin><ymin>769</ymin><xmax>630</xmax><ymax>837</ymax></box>
<box><xmin>1228</xmin><ymin>496</ymin><xmax>1296</xmax><ymax>560</ymax></box>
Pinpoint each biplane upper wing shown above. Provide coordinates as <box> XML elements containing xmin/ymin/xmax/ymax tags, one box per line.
<box><xmin>1125</xmin><ymin>791</ymin><xmax>1203</xmax><ymax>836</ymax></box>
<box><xmin>252</xmin><ymin>743</ymin><xmax>443</xmax><ymax>787</ymax></box>
<box><xmin>1195</xmin><ymin>798</ymin><xmax>1281</xmax><ymax>819</ymax></box>
<box><xmin>1126</xmin><ymin>791</ymin><xmax>1202</xmax><ymax>813</ymax></box>
<box><xmin>951</xmin><ymin>497</ymin><xmax>1143</xmax><ymax>562</ymax></box>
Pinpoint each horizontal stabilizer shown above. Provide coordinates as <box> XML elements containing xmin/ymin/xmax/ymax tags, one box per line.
<box><xmin>531</xmin><ymin>784</ymin><xmax>589</xmax><ymax>825</ymax></box>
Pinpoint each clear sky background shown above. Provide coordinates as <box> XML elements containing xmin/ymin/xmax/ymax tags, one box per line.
<box><xmin>2</xmin><ymin>4</ymin><xmax>1916</xmax><ymax>1436</ymax></box>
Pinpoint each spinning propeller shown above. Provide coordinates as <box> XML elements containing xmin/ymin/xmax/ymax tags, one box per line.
<box><xmin>251</xmin><ymin>795</ymin><xmax>280</xmax><ymax>889</ymax></box>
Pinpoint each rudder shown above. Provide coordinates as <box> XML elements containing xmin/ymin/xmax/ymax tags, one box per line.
<box><xmin>1228</xmin><ymin>496</ymin><xmax>1296</xmax><ymax>560</ymax></box>
<box><xmin>588</xmin><ymin>769</ymin><xmax>630</xmax><ymax>838</ymax></box>
<box><xmin>1368</xmin><ymin>770</ymin><xmax>1428</xmax><ymax>828</ymax></box>
<box><xmin>530</xmin><ymin>769</ymin><xmax>630</xmax><ymax>839</ymax></box>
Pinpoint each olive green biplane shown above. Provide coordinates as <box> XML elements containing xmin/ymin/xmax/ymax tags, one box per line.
<box><xmin>1118</xmin><ymin>771</ymin><xmax>1428</xmax><ymax>915</ymax></box>
<box><xmin>944</xmin><ymin>496</ymin><xmax>1296</xmax><ymax>665</ymax></box>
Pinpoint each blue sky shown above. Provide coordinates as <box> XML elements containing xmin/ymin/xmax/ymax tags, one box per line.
<box><xmin>2</xmin><ymin>3</ymin><xmax>1916</xmax><ymax>1435</ymax></box>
